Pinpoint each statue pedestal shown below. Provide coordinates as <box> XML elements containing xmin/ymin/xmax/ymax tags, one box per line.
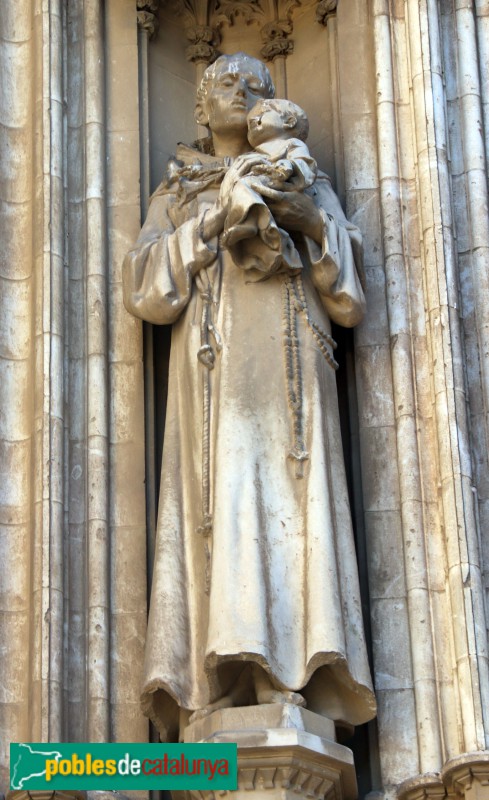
<box><xmin>7</xmin><ymin>793</ymin><xmax>86</xmax><ymax>800</ymax></box>
<box><xmin>182</xmin><ymin>704</ymin><xmax>358</xmax><ymax>800</ymax></box>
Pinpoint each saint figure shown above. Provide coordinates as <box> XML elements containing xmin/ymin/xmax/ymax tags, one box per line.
<box><xmin>122</xmin><ymin>52</ymin><xmax>376</xmax><ymax>742</ymax></box>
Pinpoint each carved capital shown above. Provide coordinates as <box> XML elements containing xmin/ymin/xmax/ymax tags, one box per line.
<box><xmin>442</xmin><ymin>753</ymin><xmax>489</xmax><ymax>800</ymax></box>
<box><xmin>137</xmin><ymin>0</ymin><xmax>159</xmax><ymax>11</ymax></box>
<box><xmin>316</xmin><ymin>0</ymin><xmax>338</xmax><ymax>25</ymax></box>
<box><xmin>185</xmin><ymin>24</ymin><xmax>221</xmax><ymax>64</ymax></box>
<box><xmin>260</xmin><ymin>19</ymin><xmax>294</xmax><ymax>61</ymax></box>
<box><xmin>137</xmin><ymin>0</ymin><xmax>159</xmax><ymax>37</ymax></box>
<box><xmin>398</xmin><ymin>756</ymin><xmax>489</xmax><ymax>800</ymax></box>
<box><xmin>397</xmin><ymin>773</ymin><xmax>447</xmax><ymax>800</ymax></box>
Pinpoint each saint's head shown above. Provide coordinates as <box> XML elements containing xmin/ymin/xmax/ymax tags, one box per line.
<box><xmin>194</xmin><ymin>53</ymin><xmax>275</xmax><ymax>156</ymax></box>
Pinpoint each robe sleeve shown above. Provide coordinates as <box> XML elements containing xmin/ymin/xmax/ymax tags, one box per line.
<box><xmin>305</xmin><ymin>177</ymin><xmax>366</xmax><ymax>328</ymax></box>
<box><xmin>283</xmin><ymin>139</ymin><xmax>318</xmax><ymax>190</ymax></box>
<box><xmin>122</xmin><ymin>192</ymin><xmax>218</xmax><ymax>325</ymax></box>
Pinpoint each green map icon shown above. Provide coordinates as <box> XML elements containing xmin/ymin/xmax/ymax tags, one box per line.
<box><xmin>11</xmin><ymin>743</ymin><xmax>63</xmax><ymax>789</ymax></box>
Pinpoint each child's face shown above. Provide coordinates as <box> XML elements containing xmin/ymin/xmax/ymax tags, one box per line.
<box><xmin>247</xmin><ymin>102</ymin><xmax>290</xmax><ymax>147</ymax></box>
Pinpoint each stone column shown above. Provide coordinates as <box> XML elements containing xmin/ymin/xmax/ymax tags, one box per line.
<box><xmin>0</xmin><ymin>0</ymin><xmax>36</xmax><ymax>788</ymax></box>
<box><xmin>372</xmin><ymin>0</ymin><xmax>443</xmax><ymax>778</ymax></box>
<box><xmin>59</xmin><ymin>0</ymin><xmax>149</xmax><ymax>751</ymax></box>
<box><xmin>1</xmin><ymin>0</ymin><xmax>147</xmax><ymax>791</ymax></box>
<box><xmin>0</xmin><ymin>0</ymin><xmax>67</xmax><ymax>777</ymax></box>
<box><xmin>404</xmin><ymin>0</ymin><xmax>488</xmax><ymax>755</ymax></box>
<box><xmin>106</xmin><ymin>0</ymin><xmax>148</xmax><ymax>747</ymax></box>
<box><xmin>442</xmin><ymin>0</ymin><xmax>489</xmax><ymax>676</ymax></box>
<box><xmin>260</xmin><ymin>20</ymin><xmax>294</xmax><ymax>97</ymax></box>
<box><xmin>315</xmin><ymin>1</ymin><xmax>344</xmax><ymax>202</ymax></box>
<box><xmin>364</xmin><ymin>0</ymin><xmax>489</xmax><ymax>793</ymax></box>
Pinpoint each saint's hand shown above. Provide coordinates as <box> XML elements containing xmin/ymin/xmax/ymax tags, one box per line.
<box><xmin>220</xmin><ymin>153</ymin><xmax>270</xmax><ymax>199</ymax></box>
<box><xmin>200</xmin><ymin>156</ymin><xmax>271</xmax><ymax>252</ymax></box>
<box><xmin>266</xmin><ymin>190</ymin><xmax>323</xmax><ymax>244</ymax></box>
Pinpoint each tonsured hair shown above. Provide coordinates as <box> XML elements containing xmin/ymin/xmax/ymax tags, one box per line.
<box><xmin>196</xmin><ymin>52</ymin><xmax>275</xmax><ymax>108</ymax></box>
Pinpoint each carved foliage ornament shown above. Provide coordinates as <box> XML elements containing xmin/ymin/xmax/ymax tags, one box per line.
<box><xmin>137</xmin><ymin>0</ymin><xmax>160</xmax><ymax>36</ymax></box>
<box><xmin>212</xmin><ymin>0</ymin><xmax>265</xmax><ymax>26</ymax></box>
<box><xmin>185</xmin><ymin>24</ymin><xmax>221</xmax><ymax>63</ymax></box>
<box><xmin>154</xmin><ymin>0</ymin><xmax>339</xmax><ymax>63</ymax></box>
<box><xmin>260</xmin><ymin>19</ymin><xmax>294</xmax><ymax>61</ymax></box>
<box><xmin>316</xmin><ymin>0</ymin><xmax>338</xmax><ymax>25</ymax></box>
<box><xmin>137</xmin><ymin>0</ymin><xmax>159</xmax><ymax>10</ymax></box>
<box><xmin>160</xmin><ymin>0</ymin><xmax>222</xmax><ymax>63</ymax></box>
<box><xmin>165</xmin><ymin>0</ymin><xmax>204</xmax><ymax>27</ymax></box>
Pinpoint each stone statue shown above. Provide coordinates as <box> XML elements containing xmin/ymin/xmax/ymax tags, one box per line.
<box><xmin>122</xmin><ymin>52</ymin><xmax>376</xmax><ymax>742</ymax></box>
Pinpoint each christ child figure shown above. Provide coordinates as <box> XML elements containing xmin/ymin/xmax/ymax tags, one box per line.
<box><xmin>221</xmin><ymin>98</ymin><xmax>318</xmax><ymax>275</ymax></box>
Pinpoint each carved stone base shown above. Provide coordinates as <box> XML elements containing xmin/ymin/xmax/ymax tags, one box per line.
<box><xmin>398</xmin><ymin>753</ymin><xmax>489</xmax><ymax>800</ymax></box>
<box><xmin>181</xmin><ymin>704</ymin><xmax>358</xmax><ymax>800</ymax></box>
<box><xmin>7</xmin><ymin>792</ymin><xmax>86</xmax><ymax>800</ymax></box>
<box><xmin>7</xmin><ymin>790</ymin><xmax>137</xmax><ymax>800</ymax></box>
<box><xmin>397</xmin><ymin>772</ymin><xmax>447</xmax><ymax>800</ymax></box>
<box><xmin>442</xmin><ymin>753</ymin><xmax>489</xmax><ymax>800</ymax></box>
<box><xmin>7</xmin><ymin>791</ymin><xmax>135</xmax><ymax>800</ymax></box>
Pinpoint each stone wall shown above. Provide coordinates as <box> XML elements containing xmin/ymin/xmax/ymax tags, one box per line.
<box><xmin>0</xmin><ymin>0</ymin><xmax>148</xmax><ymax>789</ymax></box>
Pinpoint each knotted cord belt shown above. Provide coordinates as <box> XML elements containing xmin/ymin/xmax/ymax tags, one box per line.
<box><xmin>195</xmin><ymin>271</ymin><xmax>221</xmax><ymax>594</ymax></box>
<box><xmin>283</xmin><ymin>274</ymin><xmax>339</xmax><ymax>478</ymax></box>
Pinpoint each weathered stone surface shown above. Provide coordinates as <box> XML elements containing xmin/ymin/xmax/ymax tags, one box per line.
<box><xmin>185</xmin><ymin>704</ymin><xmax>337</xmax><ymax>743</ymax></box>
<box><xmin>184</xmin><ymin>705</ymin><xmax>357</xmax><ymax>800</ymax></box>
<box><xmin>1</xmin><ymin>1</ymin><xmax>489</xmax><ymax>799</ymax></box>
<box><xmin>7</xmin><ymin>793</ymin><xmax>86</xmax><ymax>800</ymax></box>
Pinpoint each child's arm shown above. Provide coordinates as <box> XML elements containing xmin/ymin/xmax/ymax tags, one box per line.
<box><xmin>281</xmin><ymin>140</ymin><xmax>318</xmax><ymax>190</ymax></box>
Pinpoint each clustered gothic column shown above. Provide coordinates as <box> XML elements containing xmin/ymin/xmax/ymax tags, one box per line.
<box><xmin>0</xmin><ymin>0</ymin><xmax>69</xmax><ymax>762</ymax></box>
<box><xmin>258</xmin><ymin>1</ymin><xmax>338</xmax><ymax>98</ymax></box>
<box><xmin>0</xmin><ymin>0</ymin><xmax>148</xmax><ymax>794</ymax></box>
<box><xmin>361</xmin><ymin>0</ymin><xmax>489</xmax><ymax>797</ymax></box>
<box><xmin>372</xmin><ymin>0</ymin><xmax>444</xmax><ymax>776</ymax></box>
<box><xmin>0</xmin><ymin>1</ymin><xmax>38</xmax><ymax>788</ymax></box>
<box><xmin>105</xmin><ymin>0</ymin><xmax>148</xmax><ymax>746</ymax></box>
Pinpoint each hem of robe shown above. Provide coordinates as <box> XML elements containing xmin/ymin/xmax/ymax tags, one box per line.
<box><xmin>141</xmin><ymin>649</ymin><xmax>376</xmax><ymax>741</ymax></box>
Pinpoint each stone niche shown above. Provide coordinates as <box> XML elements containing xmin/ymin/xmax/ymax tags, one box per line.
<box><xmin>145</xmin><ymin>0</ymin><xmax>347</xmax><ymax>196</ymax></box>
<box><xmin>139</xmin><ymin>0</ymin><xmax>379</xmax><ymax>797</ymax></box>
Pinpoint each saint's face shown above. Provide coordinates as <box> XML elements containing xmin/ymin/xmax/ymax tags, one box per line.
<box><xmin>204</xmin><ymin>61</ymin><xmax>271</xmax><ymax>137</ymax></box>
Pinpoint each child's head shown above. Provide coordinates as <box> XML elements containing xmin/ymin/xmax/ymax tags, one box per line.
<box><xmin>247</xmin><ymin>98</ymin><xmax>309</xmax><ymax>148</ymax></box>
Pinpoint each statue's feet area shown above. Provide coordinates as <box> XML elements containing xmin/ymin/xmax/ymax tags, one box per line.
<box><xmin>188</xmin><ymin>684</ymin><xmax>307</xmax><ymax>724</ymax></box>
<box><xmin>256</xmin><ymin>688</ymin><xmax>307</xmax><ymax>707</ymax></box>
<box><xmin>188</xmin><ymin>695</ymin><xmax>234</xmax><ymax>723</ymax></box>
